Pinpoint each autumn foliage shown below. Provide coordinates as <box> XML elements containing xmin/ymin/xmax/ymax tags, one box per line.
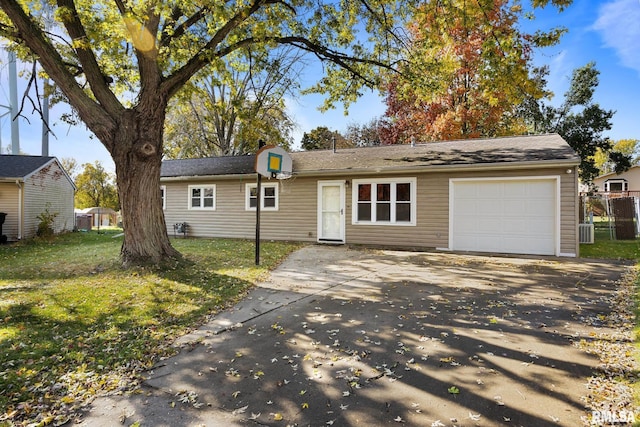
<box><xmin>382</xmin><ymin>0</ymin><xmax>555</xmax><ymax>144</ymax></box>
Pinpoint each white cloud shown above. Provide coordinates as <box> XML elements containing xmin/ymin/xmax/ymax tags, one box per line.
<box><xmin>593</xmin><ymin>0</ymin><xmax>640</xmax><ymax>74</ymax></box>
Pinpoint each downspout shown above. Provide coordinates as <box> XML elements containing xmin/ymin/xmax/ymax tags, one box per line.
<box><xmin>15</xmin><ymin>180</ymin><xmax>22</xmax><ymax>239</ymax></box>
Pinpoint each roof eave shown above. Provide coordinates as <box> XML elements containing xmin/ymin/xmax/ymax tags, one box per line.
<box><xmin>160</xmin><ymin>158</ymin><xmax>580</xmax><ymax>181</ymax></box>
<box><xmin>161</xmin><ymin>173</ymin><xmax>255</xmax><ymax>181</ymax></box>
<box><xmin>292</xmin><ymin>159</ymin><xmax>581</xmax><ymax>177</ymax></box>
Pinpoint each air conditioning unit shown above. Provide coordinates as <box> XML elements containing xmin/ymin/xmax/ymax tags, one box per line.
<box><xmin>579</xmin><ymin>223</ymin><xmax>594</xmax><ymax>244</ymax></box>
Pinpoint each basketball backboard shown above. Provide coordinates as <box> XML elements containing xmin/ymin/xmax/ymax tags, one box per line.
<box><xmin>255</xmin><ymin>145</ymin><xmax>293</xmax><ymax>178</ymax></box>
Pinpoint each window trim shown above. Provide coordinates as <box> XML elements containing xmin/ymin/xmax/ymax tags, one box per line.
<box><xmin>351</xmin><ymin>178</ymin><xmax>417</xmax><ymax>226</ymax></box>
<box><xmin>188</xmin><ymin>184</ymin><xmax>216</xmax><ymax>210</ymax></box>
<box><xmin>160</xmin><ymin>185</ymin><xmax>166</xmax><ymax>210</ymax></box>
<box><xmin>245</xmin><ymin>182</ymin><xmax>279</xmax><ymax>211</ymax></box>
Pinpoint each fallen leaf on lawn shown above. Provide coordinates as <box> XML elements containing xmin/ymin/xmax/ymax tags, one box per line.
<box><xmin>394</xmin><ymin>416</ymin><xmax>404</xmax><ymax>422</ymax></box>
<box><xmin>250</xmin><ymin>412</ymin><xmax>261</xmax><ymax>420</ymax></box>
<box><xmin>448</xmin><ymin>386</ymin><xmax>460</xmax><ymax>395</ymax></box>
<box><xmin>469</xmin><ymin>412</ymin><xmax>481</xmax><ymax>421</ymax></box>
<box><xmin>301</xmin><ymin>402</ymin><xmax>309</xmax><ymax>409</ymax></box>
<box><xmin>431</xmin><ymin>421</ymin><xmax>445</xmax><ymax>427</ymax></box>
<box><xmin>272</xmin><ymin>412</ymin><xmax>283</xmax><ymax>421</ymax></box>
<box><xmin>232</xmin><ymin>391</ymin><xmax>241</xmax><ymax>398</ymax></box>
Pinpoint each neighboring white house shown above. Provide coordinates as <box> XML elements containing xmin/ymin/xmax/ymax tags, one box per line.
<box><xmin>0</xmin><ymin>155</ymin><xmax>76</xmax><ymax>241</ymax></box>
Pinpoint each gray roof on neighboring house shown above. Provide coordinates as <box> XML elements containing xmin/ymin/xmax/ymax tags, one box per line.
<box><xmin>0</xmin><ymin>155</ymin><xmax>56</xmax><ymax>179</ymax></box>
<box><xmin>161</xmin><ymin>134</ymin><xmax>579</xmax><ymax>178</ymax></box>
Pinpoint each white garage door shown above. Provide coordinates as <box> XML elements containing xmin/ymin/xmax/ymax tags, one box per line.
<box><xmin>451</xmin><ymin>179</ymin><xmax>558</xmax><ymax>256</ymax></box>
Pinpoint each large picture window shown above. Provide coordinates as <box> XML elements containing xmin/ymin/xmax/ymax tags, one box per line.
<box><xmin>352</xmin><ymin>178</ymin><xmax>416</xmax><ymax>225</ymax></box>
<box><xmin>246</xmin><ymin>183</ymin><xmax>279</xmax><ymax>211</ymax></box>
<box><xmin>188</xmin><ymin>185</ymin><xmax>216</xmax><ymax>210</ymax></box>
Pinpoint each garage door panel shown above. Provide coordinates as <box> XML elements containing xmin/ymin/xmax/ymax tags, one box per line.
<box><xmin>503</xmin><ymin>199</ymin><xmax>527</xmax><ymax>216</ymax></box>
<box><xmin>528</xmin><ymin>181</ymin><xmax>555</xmax><ymax>197</ymax></box>
<box><xmin>456</xmin><ymin>199</ymin><xmax>478</xmax><ymax>212</ymax></box>
<box><xmin>477</xmin><ymin>217</ymin><xmax>503</xmax><ymax>233</ymax></box>
<box><xmin>504</xmin><ymin>183</ymin><xmax>526</xmax><ymax>197</ymax></box>
<box><xmin>451</xmin><ymin>179</ymin><xmax>557</xmax><ymax>256</ymax></box>
<box><xmin>528</xmin><ymin>198</ymin><xmax>555</xmax><ymax>213</ymax></box>
<box><xmin>455</xmin><ymin>183</ymin><xmax>479</xmax><ymax>197</ymax></box>
<box><xmin>477</xmin><ymin>199</ymin><xmax>502</xmax><ymax>215</ymax></box>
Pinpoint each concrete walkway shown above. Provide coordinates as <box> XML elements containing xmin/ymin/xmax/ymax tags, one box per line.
<box><xmin>78</xmin><ymin>246</ymin><xmax>629</xmax><ymax>426</ymax></box>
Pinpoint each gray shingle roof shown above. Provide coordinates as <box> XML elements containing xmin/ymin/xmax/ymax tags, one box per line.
<box><xmin>161</xmin><ymin>134</ymin><xmax>579</xmax><ymax>178</ymax></box>
<box><xmin>0</xmin><ymin>155</ymin><xmax>56</xmax><ymax>179</ymax></box>
<box><xmin>161</xmin><ymin>155</ymin><xmax>255</xmax><ymax>178</ymax></box>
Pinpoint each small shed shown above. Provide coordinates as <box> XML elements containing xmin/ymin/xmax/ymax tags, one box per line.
<box><xmin>79</xmin><ymin>207</ymin><xmax>117</xmax><ymax>228</ymax></box>
<box><xmin>0</xmin><ymin>155</ymin><xmax>76</xmax><ymax>241</ymax></box>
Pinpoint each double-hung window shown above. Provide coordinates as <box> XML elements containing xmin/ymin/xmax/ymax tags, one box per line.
<box><xmin>245</xmin><ymin>183</ymin><xmax>279</xmax><ymax>211</ymax></box>
<box><xmin>160</xmin><ymin>185</ymin><xmax>166</xmax><ymax>210</ymax></box>
<box><xmin>352</xmin><ymin>178</ymin><xmax>416</xmax><ymax>225</ymax></box>
<box><xmin>188</xmin><ymin>185</ymin><xmax>216</xmax><ymax>210</ymax></box>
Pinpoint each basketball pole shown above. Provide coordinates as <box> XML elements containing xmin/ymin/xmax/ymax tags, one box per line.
<box><xmin>255</xmin><ymin>139</ymin><xmax>265</xmax><ymax>265</ymax></box>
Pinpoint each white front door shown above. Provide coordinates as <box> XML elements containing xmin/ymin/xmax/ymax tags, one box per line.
<box><xmin>318</xmin><ymin>181</ymin><xmax>345</xmax><ymax>243</ymax></box>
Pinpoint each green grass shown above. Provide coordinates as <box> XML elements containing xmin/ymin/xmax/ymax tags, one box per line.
<box><xmin>0</xmin><ymin>231</ymin><xmax>302</xmax><ymax>426</ymax></box>
<box><xmin>580</xmin><ymin>228</ymin><xmax>640</xmax><ymax>260</ymax></box>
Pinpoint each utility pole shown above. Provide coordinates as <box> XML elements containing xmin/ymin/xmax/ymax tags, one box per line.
<box><xmin>8</xmin><ymin>50</ymin><xmax>20</xmax><ymax>155</ymax></box>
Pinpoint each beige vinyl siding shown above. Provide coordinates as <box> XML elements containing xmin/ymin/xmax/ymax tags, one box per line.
<box><xmin>561</xmin><ymin>167</ymin><xmax>579</xmax><ymax>256</ymax></box>
<box><xmin>163</xmin><ymin>177</ymin><xmax>318</xmax><ymax>242</ymax></box>
<box><xmin>343</xmin><ymin>167</ymin><xmax>577</xmax><ymax>255</ymax></box>
<box><xmin>345</xmin><ymin>173</ymin><xmax>443</xmax><ymax>248</ymax></box>
<box><xmin>22</xmin><ymin>162</ymin><xmax>75</xmax><ymax>239</ymax></box>
<box><xmin>161</xmin><ymin>165</ymin><xmax>578</xmax><ymax>257</ymax></box>
<box><xmin>0</xmin><ymin>182</ymin><xmax>20</xmax><ymax>241</ymax></box>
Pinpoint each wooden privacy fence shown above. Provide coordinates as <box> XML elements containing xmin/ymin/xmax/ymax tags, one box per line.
<box><xmin>610</xmin><ymin>197</ymin><xmax>636</xmax><ymax>240</ymax></box>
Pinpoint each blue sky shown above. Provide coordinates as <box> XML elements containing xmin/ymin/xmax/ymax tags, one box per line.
<box><xmin>0</xmin><ymin>0</ymin><xmax>638</xmax><ymax>173</ymax></box>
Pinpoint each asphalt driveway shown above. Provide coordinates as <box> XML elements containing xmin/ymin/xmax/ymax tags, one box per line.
<box><xmin>79</xmin><ymin>246</ymin><xmax>630</xmax><ymax>426</ymax></box>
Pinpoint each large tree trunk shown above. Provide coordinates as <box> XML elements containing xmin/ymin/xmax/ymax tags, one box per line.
<box><xmin>112</xmin><ymin>108</ymin><xmax>180</xmax><ymax>266</ymax></box>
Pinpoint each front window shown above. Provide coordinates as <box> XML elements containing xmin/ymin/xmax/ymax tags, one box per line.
<box><xmin>160</xmin><ymin>185</ymin><xmax>166</xmax><ymax>210</ymax></box>
<box><xmin>246</xmin><ymin>183</ymin><xmax>279</xmax><ymax>211</ymax></box>
<box><xmin>352</xmin><ymin>178</ymin><xmax>416</xmax><ymax>225</ymax></box>
<box><xmin>188</xmin><ymin>185</ymin><xmax>216</xmax><ymax>210</ymax></box>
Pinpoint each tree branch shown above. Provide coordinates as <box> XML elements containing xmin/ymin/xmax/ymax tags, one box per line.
<box><xmin>0</xmin><ymin>0</ymin><xmax>117</xmax><ymax>147</ymax></box>
<box><xmin>220</xmin><ymin>36</ymin><xmax>396</xmax><ymax>87</ymax></box>
<box><xmin>161</xmin><ymin>0</ymin><xmax>266</xmax><ymax>99</ymax></box>
<box><xmin>56</xmin><ymin>0</ymin><xmax>123</xmax><ymax>117</ymax></box>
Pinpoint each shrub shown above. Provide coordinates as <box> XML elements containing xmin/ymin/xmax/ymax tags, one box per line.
<box><xmin>36</xmin><ymin>204</ymin><xmax>59</xmax><ymax>238</ymax></box>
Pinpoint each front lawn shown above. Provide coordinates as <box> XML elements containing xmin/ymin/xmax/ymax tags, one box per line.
<box><xmin>0</xmin><ymin>231</ymin><xmax>301</xmax><ymax>426</ymax></box>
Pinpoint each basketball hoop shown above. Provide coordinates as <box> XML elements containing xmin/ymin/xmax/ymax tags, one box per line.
<box><xmin>275</xmin><ymin>171</ymin><xmax>292</xmax><ymax>180</ymax></box>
